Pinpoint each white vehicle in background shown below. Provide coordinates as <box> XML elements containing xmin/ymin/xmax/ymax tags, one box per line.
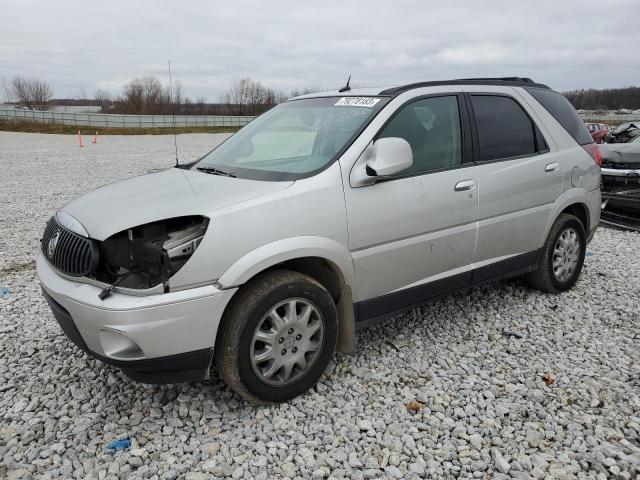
<box><xmin>38</xmin><ymin>77</ymin><xmax>601</xmax><ymax>403</ymax></box>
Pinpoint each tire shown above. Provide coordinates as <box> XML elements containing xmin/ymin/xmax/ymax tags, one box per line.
<box><xmin>214</xmin><ymin>270</ymin><xmax>338</xmax><ymax>404</ymax></box>
<box><xmin>526</xmin><ymin>213</ymin><xmax>586</xmax><ymax>293</ymax></box>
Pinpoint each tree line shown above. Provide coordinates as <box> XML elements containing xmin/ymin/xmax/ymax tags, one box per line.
<box><xmin>563</xmin><ymin>87</ymin><xmax>640</xmax><ymax>110</ymax></box>
<box><xmin>8</xmin><ymin>73</ymin><xmax>638</xmax><ymax>114</ymax></box>
<box><xmin>2</xmin><ymin>75</ymin><xmax>319</xmax><ymax>116</ymax></box>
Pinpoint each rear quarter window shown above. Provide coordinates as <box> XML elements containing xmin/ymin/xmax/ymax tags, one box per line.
<box><xmin>525</xmin><ymin>87</ymin><xmax>593</xmax><ymax>145</ymax></box>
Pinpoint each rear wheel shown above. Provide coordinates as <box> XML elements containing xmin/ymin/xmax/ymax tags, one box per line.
<box><xmin>215</xmin><ymin>270</ymin><xmax>338</xmax><ymax>404</ymax></box>
<box><xmin>526</xmin><ymin>213</ymin><xmax>586</xmax><ymax>293</ymax></box>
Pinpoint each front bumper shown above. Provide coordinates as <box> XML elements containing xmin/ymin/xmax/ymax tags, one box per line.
<box><xmin>601</xmin><ymin>167</ymin><xmax>640</xmax><ymax>192</ymax></box>
<box><xmin>37</xmin><ymin>253</ymin><xmax>238</xmax><ymax>383</ymax></box>
<box><xmin>601</xmin><ymin>167</ymin><xmax>640</xmax><ymax>179</ymax></box>
<box><xmin>601</xmin><ymin>168</ymin><xmax>640</xmax><ymax>212</ymax></box>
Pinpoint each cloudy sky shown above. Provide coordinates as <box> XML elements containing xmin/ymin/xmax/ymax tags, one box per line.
<box><xmin>2</xmin><ymin>0</ymin><xmax>639</xmax><ymax>101</ymax></box>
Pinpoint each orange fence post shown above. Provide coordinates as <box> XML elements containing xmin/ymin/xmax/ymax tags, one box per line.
<box><xmin>93</xmin><ymin>130</ymin><xmax>99</xmax><ymax>144</ymax></box>
<box><xmin>77</xmin><ymin>130</ymin><xmax>84</xmax><ymax>147</ymax></box>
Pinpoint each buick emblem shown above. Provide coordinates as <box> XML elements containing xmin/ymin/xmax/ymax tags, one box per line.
<box><xmin>48</xmin><ymin>230</ymin><xmax>61</xmax><ymax>258</ymax></box>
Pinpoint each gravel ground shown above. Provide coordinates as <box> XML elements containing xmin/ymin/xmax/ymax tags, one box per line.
<box><xmin>1</xmin><ymin>131</ymin><xmax>639</xmax><ymax>480</ymax></box>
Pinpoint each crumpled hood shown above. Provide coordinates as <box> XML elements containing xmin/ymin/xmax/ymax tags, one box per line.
<box><xmin>600</xmin><ymin>143</ymin><xmax>640</xmax><ymax>165</ymax></box>
<box><xmin>61</xmin><ymin>168</ymin><xmax>293</xmax><ymax>240</ymax></box>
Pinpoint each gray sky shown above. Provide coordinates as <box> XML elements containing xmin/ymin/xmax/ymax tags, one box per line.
<box><xmin>2</xmin><ymin>0</ymin><xmax>639</xmax><ymax>101</ymax></box>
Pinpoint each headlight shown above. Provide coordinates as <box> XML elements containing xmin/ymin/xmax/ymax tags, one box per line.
<box><xmin>94</xmin><ymin>216</ymin><xmax>208</xmax><ymax>291</ymax></box>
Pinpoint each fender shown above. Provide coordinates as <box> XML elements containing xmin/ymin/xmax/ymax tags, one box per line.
<box><xmin>542</xmin><ymin>187</ymin><xmax>597</xmax><ymax>243</ymax></box>
<box><xmin>217</xmin><ymin>236</ymin><xmax>356</xmax><ymax>289</ymax></box>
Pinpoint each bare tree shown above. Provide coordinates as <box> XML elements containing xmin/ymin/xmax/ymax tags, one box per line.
<box><xmin>119</xmin><ymin>78</ymin><xmax>144</xmax><ymax>113</ymax></box>
<box><xmin>195</xmin><ymin>96</ymin><xmax>207</xmax><ymax>114</ymax></box>
<box><xmin>118</xmin><ymin>76</ymin><xmax>167</xmax><ymax>114</ymax></box>
<box><xmin>220</xmin><ymin>78</ymin><xmax>280</xmax><ymax>115</ymax></box>
<box><xmin>142</xmin><ymin>76</ymin><xmax>164</xmax><ymax>114</ymax></box>
<box><xmin>169</xmin><ymin>79</ymin><xmax>184</xmax><ymax>113</ymax></box>
<box><xmin>1</xmin><ymin>77</ymin><xmax>13</xmax><ymax>103</ymax></box>
<box><xmin>73</xmin><ymin>88</ymin><xmax>88</xmax><ymax>100</ymax></box>
<box><xmin>7</xmin><ymin>76</ymin><xmax>53</xmax><ymax>110</ymax></box>
<box><xmin>94</xmin><ymin>89</ymin><xmax>113</xmax><ymax>112</ymax></box>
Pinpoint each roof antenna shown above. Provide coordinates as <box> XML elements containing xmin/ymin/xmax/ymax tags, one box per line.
<box><xmin>338</xmin><ymin>75</ymin><xmax>351</xmax><ymax>93</ymax></box>
<box><xmin>168</xmin><ymin>60</ymin><xmax>179</xmax><ymax>167</ymax></box>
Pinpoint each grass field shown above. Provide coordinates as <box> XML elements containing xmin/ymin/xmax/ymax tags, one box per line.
<box><xmin>0</xmin><ymin>120</ymin><xmax>241</xmax><ymax>135</ymax></box>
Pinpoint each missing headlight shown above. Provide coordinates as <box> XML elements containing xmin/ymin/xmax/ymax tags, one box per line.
<box><xmin>94</xmin><ymin>216</ymin><xmax>208</xmax><ymax>293</ymax></box>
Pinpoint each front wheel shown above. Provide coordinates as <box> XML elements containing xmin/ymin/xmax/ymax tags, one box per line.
<box><xmin>215</xmin><ymin>270</ymin><xmax>338</xmax><ymax>404</ymax></box>
<box><xmin>526</xmin><ymin>213</ymin><xmax>586</xmax><ymax>293</ymax></box>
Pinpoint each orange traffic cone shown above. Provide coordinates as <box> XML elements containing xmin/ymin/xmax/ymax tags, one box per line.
<box><xmin>93</xmin><ymin>130</ymin><xmax>99</xmax><ymax>144</ymax></box>
<box><xmin>77</xmin><ymin>130</ymin><xmax>84</xmax><ymax>147</ymax></box>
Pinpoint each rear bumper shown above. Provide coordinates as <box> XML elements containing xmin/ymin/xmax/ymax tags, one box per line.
<box><xmin>587</xmin><ymin>188</ymin><xmax>601</xmax><ymax>244</ymax></box>
<box><xmin>37</xmin><ymin>253</ymin><xmax>238</xmax><ymax>383</ymax></box>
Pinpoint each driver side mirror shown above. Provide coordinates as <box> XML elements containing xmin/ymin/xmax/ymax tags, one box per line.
<box><xmin>366</xmin><ymin>137</ymin><xmax>413</xmax><ymax>177</ymax></box>
<box><xmin>351</xmin><ymin>137</ymin><xmax>413</xmax><ymax>187</ymax></box>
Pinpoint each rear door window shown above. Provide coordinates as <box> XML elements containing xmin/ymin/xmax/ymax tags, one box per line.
<box><xmin>525</xmin><ymin>87</ymin><xmax>593</xmax><ymax>145</ymax></box>
<box><xmin>470</xmin><ymin>95</ymin><xmax>538</xmax><ymax>162</ymax></box>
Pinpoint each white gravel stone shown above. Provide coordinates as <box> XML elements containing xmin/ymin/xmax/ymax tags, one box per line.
<box><xmin>1</xmin><ymin>131</ymin><xmax>639</xmax><ymax>479</ymax></box>
<box><xmin>200</xmin><ymin>442</ymin><xmax>219</xmax><ymax>456</ymax></box>
<box><xmin>469</xmin><ymin>433</ymin><xmax>483</xmax><ymax>449</ymax></box>
<box><xmin>384</xmin><ymin>465</ymin><xmax>403</xmax><ymax>478</ymax></box>
<box><xmin>492</xmin><ymin>450</ymin><xmax>511</xmax><ymax>474</ymax></box>
<box><xmin>357</xmin><ymin>419</ymin><xmax>373</xmax><ymax>431</ymax></box>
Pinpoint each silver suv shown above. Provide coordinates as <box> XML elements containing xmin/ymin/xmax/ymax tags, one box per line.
<box><xmin>38</xmin><ymin>77</ymin><xmax>601</xmax><ymax>403</ymax></box>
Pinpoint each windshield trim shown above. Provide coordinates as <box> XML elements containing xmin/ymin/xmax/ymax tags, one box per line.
<box><xmin>191</xmin><ymin>95</ymin><xmax>392</xmax><ymax>181</ymax></box>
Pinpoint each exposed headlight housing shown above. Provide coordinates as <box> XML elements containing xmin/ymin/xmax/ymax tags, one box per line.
<box><xmin>94</xmin><ymin>216</ymin><xmax>208</xmax><ymax>291</ymax></box>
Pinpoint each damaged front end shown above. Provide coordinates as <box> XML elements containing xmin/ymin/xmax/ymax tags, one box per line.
<box><xmin>600</xmin><ymin>144</ymin><xmax>640</xmax><ymax>231</ymax></box>
<box><xmin>94</xmin><ymin>216</ymin><xmax>209</xmax><ymax>298</ymax></box>
<box><xmin>607</xmin><ymin>123</ymin><xmax>640</xmax><ymax>144</ymax></box>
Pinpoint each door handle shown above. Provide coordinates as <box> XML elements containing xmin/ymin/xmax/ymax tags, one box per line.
<box><xmin>454</xmin><ymin>180</ymin><xmax>475</xmax><ymax>191</ymax></box>
<box><xmin>545</xmin><ymin>162</ymin><xmax>559</xmax><ymax>172</ymax></box>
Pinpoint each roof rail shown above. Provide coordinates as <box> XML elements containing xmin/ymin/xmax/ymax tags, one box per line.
<box><xmin>379</xmin><ymin>77</ymin><xmax>551</xmax><ymax>96</ymax></box>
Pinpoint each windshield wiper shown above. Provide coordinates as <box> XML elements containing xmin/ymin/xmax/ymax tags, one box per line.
<box><xmin>196</xmin><ymin>167</ymin><xmax>237</xmax><ymax>178</ymax></box>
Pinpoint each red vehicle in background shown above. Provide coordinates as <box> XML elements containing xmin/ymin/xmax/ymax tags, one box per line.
<box><xmin>586</xmin><ymin>123</ymin><xmax>609</xmax><ymax>143</ymax></box>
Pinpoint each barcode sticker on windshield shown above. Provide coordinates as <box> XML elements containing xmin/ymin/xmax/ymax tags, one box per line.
<box><xmin>335</xmin><ymin>97</ymin><xmax>380</xmax><ymax>107</ymax></box>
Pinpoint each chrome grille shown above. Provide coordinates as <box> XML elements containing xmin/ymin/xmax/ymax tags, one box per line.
<box><xmin>41</xmin><ymin>216</ymin><xmax>99</xmax><ymax>277</ymax></box>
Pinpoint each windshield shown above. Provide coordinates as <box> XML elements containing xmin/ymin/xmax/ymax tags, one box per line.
<box><xmin>194</xmin><ymin>96</ymin><xmax>389</xmax><ymax>180</ymax></box>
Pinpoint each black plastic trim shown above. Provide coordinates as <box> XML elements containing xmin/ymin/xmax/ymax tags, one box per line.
<box><xmin>41</xmin><ymin>216</ymin><xmax>99</xmax><ymax>277</ymax></box>
<box><xmin>586</xmin><ymin>225</ymin><xmax>599</xmax><ymax>244</ymax></box>
<box><xmin>380</xmin><ymin>77</ymin><xmax>550</xmax><ymax>96</ymax></box>
<box><xmin>355</xmin><ymin>271</ymin><xmax>471</xmax><ymax>327</ymax></box>
<box><xmin>355</xmin><ymin>249</ymin><xmax>539</xmax><ymax>328</ymax></box>
<box><xmin>470</xmin><ymin>250</ymin><xmax>538</xmax><ymax>285</ymax></box>
<box><xmin>41</xmin><ymin>287</ymin><xmax>212</xmax><ymax>384</ymax></box>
